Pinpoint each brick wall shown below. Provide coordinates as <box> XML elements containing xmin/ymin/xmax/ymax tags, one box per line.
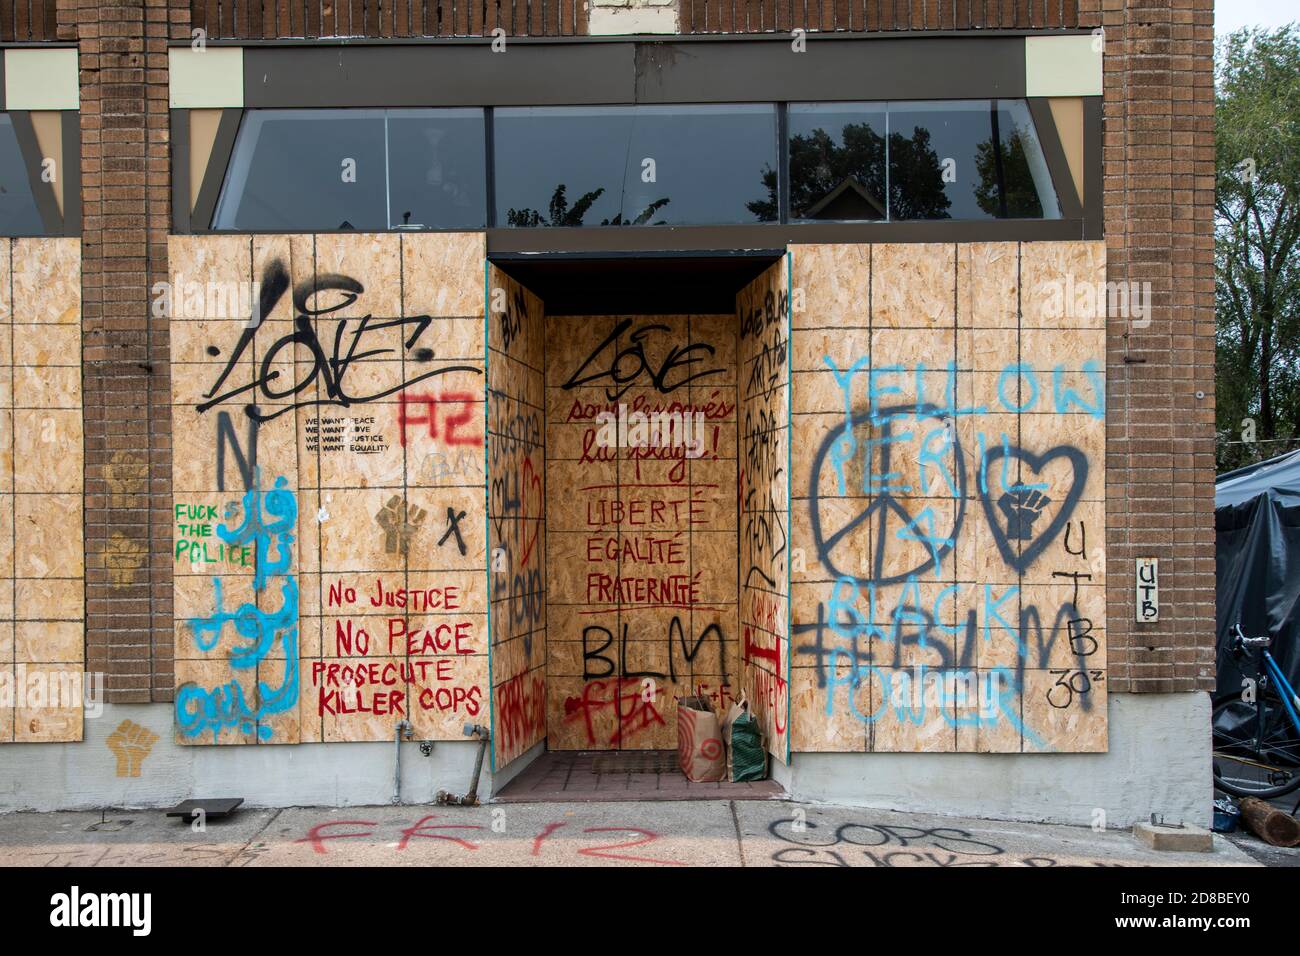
<box><xmin>67</xmin><ymin>0</ymin><xmax>189</xmax><ymax>702</ymax></box>
<box><xmin>681</xmin><ymin>0</ymin><xmax>1082</xmax><ymax>33</ymax></box>
<box><xmin>1078</xmin><ymin>0</ymin><xmax>1217</xmax><ymax>693</ymax></box>
<box><xmin>13</xmin><ymin>0</ymin><xmax>1217</xmax><ymax>700</ymax></box>
<box><xmin>0</xmin><ymin>0</ymin><xmax>60</xmax><ymax>40</ymax></box>
<box><xmin>187</xmin><ymin>0</ymin><xmax>588</xmax><ymax>37</ymax></box>
<box><xmin>184</xmin><ymin>0</ymin><xmax>1084</xmax><ymax>38</ymax></box>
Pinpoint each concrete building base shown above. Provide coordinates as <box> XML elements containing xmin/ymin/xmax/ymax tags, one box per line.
<box><xmin>777</xmin><ymin>693</ymin><xmax>1213</xmax><ymax>829</ymax></box>
<box><xmin>1</xmin><ymin>693</ymin><xmax>1211</xmax><ymax>828</ymax></box>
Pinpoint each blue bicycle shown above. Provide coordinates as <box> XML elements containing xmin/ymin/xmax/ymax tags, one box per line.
<box><xmin>1212</xmin><ymin>624</ymin><xmax>1300</xmax><ymax>799</ymax></box>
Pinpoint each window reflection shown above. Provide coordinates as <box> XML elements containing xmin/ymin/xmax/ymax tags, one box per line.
<box><xmin>890</xmin><ymin>100</ymin><xmax>1060</xmax><ymax>220</ymax></box>
<box><xmin>213</xmin><ymin>109</ymin><xmax>486</xmax><ymax>231</ymax></box>
<box><xmin>783</xmin><ymin>106</ymin><xmax>888</xmax><ymax>221</ymax></box>
<box><xmin>494</xmin><ymin>105</ymin><xmax>777</xmax><ymax>227</ymax></box>
<box><xmin>789</xmin><ymin>100</ymin><xmax>1060</xmax><ymax>222</ymax></box>
<box><xmin>0</xmin><ymin>116</ymin><xmax>47</xmax><ymax>236</ymax></box>
<box><xmin>211</xmin><ymin>100</ymin><xmax>1063</xmax><ymax>232</ymax></box>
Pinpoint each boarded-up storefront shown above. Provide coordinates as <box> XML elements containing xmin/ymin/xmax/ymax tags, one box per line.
<box><xmin>166</xmin><ymin>235</ymin><xmax>1104</xmax><ymax>765</ymax></box>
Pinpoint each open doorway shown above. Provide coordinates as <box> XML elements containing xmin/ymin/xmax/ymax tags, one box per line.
<box><xmin>486</xmin><ymin>252</ymin><xmax>790</xmax><ymax>801</ymax></box>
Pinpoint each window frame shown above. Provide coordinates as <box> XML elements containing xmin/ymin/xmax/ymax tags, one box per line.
<box><xmin>187</xmin><ymin>96</ymin><xmax>1090</xmax><ymax>242</ymax></box>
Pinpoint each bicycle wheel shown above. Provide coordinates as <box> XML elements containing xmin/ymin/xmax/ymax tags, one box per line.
<box><xmin>1212</xmin><ymin>692</ymin><xmax>1300</xmax><ymax>799</ymax></box>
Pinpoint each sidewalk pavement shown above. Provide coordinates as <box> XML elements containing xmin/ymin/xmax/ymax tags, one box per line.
<box><xmin>0</xmin><ymin>800</ymin><xmax>1269</xmax><ymax>867</ymax></box>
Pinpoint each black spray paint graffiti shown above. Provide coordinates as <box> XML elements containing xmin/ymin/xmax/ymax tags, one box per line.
<box><xmin>438</xmin><ymin>507</ymin><xmax>468</xmax><ymax>556</ymax></box>
<box><xmin>561</xmin><ymin>318</ymin><xmax>725</xmax><ymax>400</ymax></box>
<box><xmin>740</xmin><ymin>287</ymin><xmax>789</xmax><ymax>400</ymax></box>
<box><xmin>582</xmin><ymin>617</ymin><xmax>728</xmax><ymax>684</ymax></box>
<box><xmin>765</xmin><ymin>816</ymin><xmax>1121</xmax><ymax>867</ymax></box>
<box><xmin>198</xmin><ymin>259</ymin><xmax>481</xmax><ymax>422</ymax></box>
<box><xmin>801</xmin><ymin>393</ymin><xmax>1102</xmax><ymax>731</ymax></box>
<box><xmin>497</xmin><ymin>286</ymin><xmax>527</xmax><ymax>354</ymax></box>
<box><xmin>489</xmin><ymin>453</ymin><xmax>544</xmax><ymax>657</ymax></box>
<box><xmin>979</xmin><ymin>443</ymin><xmax>1088</xmax><ymax>574</ymax></box>
<box><xmin>215</xmin><ymin>409</ymin><xmax>259</xmax><ymax>493</ymax></box>
<box><xmin>487</xmin><ymin>401</ymin><xmax>542</xmax><ymax>470</ymax></box>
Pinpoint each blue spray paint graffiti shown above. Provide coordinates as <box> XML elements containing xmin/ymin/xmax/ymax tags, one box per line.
<box><xmin>176</xmin><ymin>472</ymin><xmax>299</xmax><ymax>741</ymax></box>
<box><xmin>798</xmin><ymin>355</ymin><xmax>1105</xmax><ymax>747</ymax></box>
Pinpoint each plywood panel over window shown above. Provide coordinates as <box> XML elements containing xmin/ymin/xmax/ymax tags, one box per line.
<box><xmin>0</xmin><ymin>238</ymin><xmax>85</xmax><ymax>743</ymax></box>
<box><xmin>738</xmin><ymin>259</ymin><xmax>792</xmax><ymax>763</ymax></box>
<box><xmin>545</xmin><ymin>313</ymin><xmax>740</xmax><ymax>751</ymax></box>
<box><xmin>487</xmin><ymin>266</ymin><xmax>547</xmax><ymax>768</ymax></box>
<box><xmin>788</xmin><ymin>241</ymin><xmax>1107</xmax><ymax>753</ymax></box>
<box><xmin>169</xmin><ymin>233</ymin><xmax>488</xmax><ymax>744</ymax></box>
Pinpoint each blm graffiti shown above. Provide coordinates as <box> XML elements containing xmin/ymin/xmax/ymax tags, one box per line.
<box><xmin>738</xmin><ymin>259</ymin><xmax>792</xmax><ymax>763</ymax></box>
<box><xmin>170</xmin><ymin>233</ymin><xmax>489</xmax><ymax>745</ymax></box>
<box><xmin>788</xmin><ymin>241</ymin><xmax>1108</xmax><ymax>753</ymax></box>
<box><xmin>546</xmin><ymin>313</ymin><xmax>739</xmax><ymax>750</ymax></box>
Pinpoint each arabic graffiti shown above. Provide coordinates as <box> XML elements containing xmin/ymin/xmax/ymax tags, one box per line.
<box><xmin>175</xmin><ymin>471</ymin><xmax>300</xmax><ymax>742</ymax></box>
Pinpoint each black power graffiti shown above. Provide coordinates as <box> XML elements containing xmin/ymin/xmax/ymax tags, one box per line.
<box><xmin>977</xmin><ymin>444</ymin><xmax>1087</xmax><ymax>573</ymax></box>
<box><xmin>198</xmin><ymin>259</ymin><xmax>482</xmax><ymax>422</ymax></box>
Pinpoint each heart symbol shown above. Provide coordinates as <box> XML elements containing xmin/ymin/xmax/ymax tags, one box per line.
<box><xmin>978</xmin><ymin>444</ymin><xmax>1088</xmax><ymax>574</ymax></box>
<box><xmin>520</xmin><ymin>455</ymin><xmax>543</xmax><ymax>568</ymax></box>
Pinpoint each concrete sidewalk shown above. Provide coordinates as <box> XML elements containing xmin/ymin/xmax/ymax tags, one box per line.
<box><xmin>0</xmin><ymin>800</ymin><xmax>1263</xmax><ymax>867</ymax></box>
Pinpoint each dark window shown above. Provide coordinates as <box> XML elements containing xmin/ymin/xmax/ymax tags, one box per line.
<box><xmin>787</xmin><ymin>104</ymin><xmax>888</xmax><ymax>221</ymax></box>
<box><xmin>886</xmin><ymin>100</ymin><xmax>1060</xmax><ymax>221</ymax></box>
<box><xmin>0</xmin><ymin>115</ymin><xmax>46</xmax><ymax>237</ymax></box>
<box><xmin>494</xmin><ymin>105</ymin><xmax>778</xmax><ymax>227</ymax></box>
<box><xmin>208</xmin><ymin>102</ymin><xmax>1065</xmax><ymax>232</ymax></box>
<box><xmin>213</xmin><ymin>109</ymin><xmax>486</xmax><ymax>231</ymax></box>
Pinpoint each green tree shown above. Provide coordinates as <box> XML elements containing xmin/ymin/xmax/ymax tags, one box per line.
<box><xmin>1215</xmin><ymin>25</ymin><xmax>1300</xmax><ymax>471</ymax></box>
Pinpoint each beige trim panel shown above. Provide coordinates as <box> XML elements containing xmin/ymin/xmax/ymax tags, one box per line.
<box><xmin>169</xmin><ymin>48</ymin><xmax>244</xmax><ymax>109</ymax></box>
<box><xmin>4</xmin><ymin>49</ymin><xmax>79</xmax><ymax>110</ymax></box>
<box><xmin>1025</xmin><ymin>35</ymin><xmax>1103</xmax><ymax>98</ymax></box>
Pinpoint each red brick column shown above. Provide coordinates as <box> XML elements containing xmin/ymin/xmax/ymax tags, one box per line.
<box><xmin>1079</xmin><ymin>0</ymin><xmax>1217</xmax><ymax>693</ymax></box>
<box><xmin>76</xmin><ymin>0</ymin><xmax>189</xmax><ymax>701</ymax></box>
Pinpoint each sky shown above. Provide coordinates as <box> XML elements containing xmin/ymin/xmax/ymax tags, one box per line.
<box><xmin>1216</xmin><ymin>0</ymin><xmax>1297</xmax><ymax>36</ymax></box>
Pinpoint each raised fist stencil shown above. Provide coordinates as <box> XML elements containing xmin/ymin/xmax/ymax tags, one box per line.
<box><xmin>998</xmin><ymin>484</ymin><xmax>1052</xmax><ymax>540</ymax></box>
<box><xmin>376</xmin><ymin>495</ymin><xmax>428</xmax><ymax>555</ymax></box>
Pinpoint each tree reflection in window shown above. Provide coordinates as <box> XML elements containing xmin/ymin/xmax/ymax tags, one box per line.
<box><xmin>785</xmin><ymin>101</ymin><xmax>1058</xmax><ymax>222</ymax></box>
<box><xmin>761</xmin><ymin>122</ymin><xmax>952</xmax><ymax>221</ymax></box>
<box><xmin>506</xmin><ymin>184</ymin><xmax>671</xmax><ymax>227</ymax></box>
<box><xmin>887</xmin><ymin>127</ymin><xmax>953</xmax><ymax>220</ymax></box>
<box><xmin>974</xmin><ymin>121</ymin><xmax>1046</xmax><ymax>219</ymax></box>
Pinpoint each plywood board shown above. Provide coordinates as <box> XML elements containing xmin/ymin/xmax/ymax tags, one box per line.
<box><xmin>545</xmin><ymin>314</ymin><xmax>739</xmax><ymax>751</ymax></box>
<box><xmin>737</xmin><ymin>259</ymin><xmax>792</xmax><ymax>763</ymax></box>
<box><xmin>487</xmin><ymin>265</ymin><xmax>548</xmax><ymax>768</ymax></box>
<box><xmin>0</xmin><ymin>238</ymin><xmax>85</xmax><ymax>744</ymax></box>
<box><xmin>169</xmin><ymin>233</ymin><xmax>488</xmax><ymax>744</ymax></box>
<box><xmin>788</xmin><ymin>241</ymin><xmax>1108</xmax><ymax>754</ymax></box>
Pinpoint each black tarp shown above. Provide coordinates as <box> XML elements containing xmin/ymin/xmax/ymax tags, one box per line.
<box><xmin>1216</xmin><ymin>449</ymin><xmax>1300</xmax><ymax>704</ymax></box>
